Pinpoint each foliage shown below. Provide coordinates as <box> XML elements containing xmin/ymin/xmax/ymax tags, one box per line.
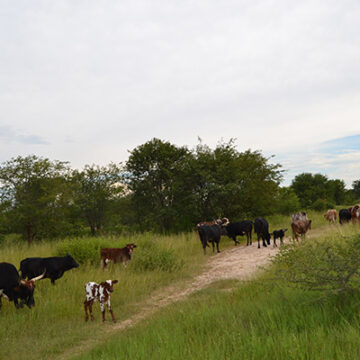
<box><xmin>272</xmin><ymin>234</ymin><xmax>360</xmax><ymax>296</ymax></box>
<box><xmin>0</xmin><ymin>155</ymin><xmax>72</xmax><ymax>243</ymax></box>
<box><xmin>125</xmin><ymin>138</ymin><xmax>283</xmax><ymax>232</ymax></box>
<box><xmin>132</xmin><ymin>240</ymin><xmax>184</xmax><ymax>272</ymax></box>
<box><xmin>274</xmin><ymin>187</ymin><xmax>301</xmax><ymax>215</ymax></box>
<box><xmin>71</xmin><ymin>163</ymin><xmax>123</xmax><ymax>236</ymax></box>
<box><xmin>291</xmin><ymin>172</ymin><xmax>346</xmax><ymax>209</ymax></box>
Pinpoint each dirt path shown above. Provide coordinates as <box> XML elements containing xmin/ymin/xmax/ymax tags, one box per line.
<box><xmin>59</xmin><ymin>241</ymin><xmax>282</xmax><ymax>360</ymax></box>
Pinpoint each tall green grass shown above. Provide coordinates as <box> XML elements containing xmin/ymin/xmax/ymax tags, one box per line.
<box><xmin>0</xmin><ymin>212</ymin><xmax>357</xmax><ymax>360</ymax></box>
<box><xmin>0</xmin><ymin>232</ymin><xmax>210</xmax><ymax>360</ymax></box>
<box><xmin>75</xmin><ymin>278</ymin><xmax>360</xmax><ymax>360</ymax></box>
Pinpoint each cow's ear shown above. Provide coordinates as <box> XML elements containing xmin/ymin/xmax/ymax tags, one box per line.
<box><xmin>112</xmin><ymin>280</ymin><xmax>118</xmax><ymax>284</ymax></box>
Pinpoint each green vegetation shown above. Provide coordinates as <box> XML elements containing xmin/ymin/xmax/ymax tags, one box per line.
<box><xmin>0</xmin><ymin>232</ymin><xmax>212</xmax><ymax>360</ymax></box>
<box><xmin>1</xmin><ymin>215</ymin><xmax>360</xmax><ymax>360</ymax></box>
<box><xmin>1</xmin><ymin>139</ymin><xmax>359</xmax><ymax>240</ymax></box>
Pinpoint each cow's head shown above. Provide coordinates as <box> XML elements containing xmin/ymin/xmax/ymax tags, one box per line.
<box><xmin>17</xmin><ymin>272</ymin><xmax>45</xmax><ymax>308</ymax></box>
<box><xmin>104</xmin><ymin>280</ymin><xmax>118</xmax><ymax>293</ymax></box>
<box><xmin>126</xmin><ymin>244</ymin><xmax>137</xmax><ymax>255</ymax></box>
<box><xmin>65</xmin><ymin>254</ymin><xmax>79</xmax><ymax>270</ymax></box>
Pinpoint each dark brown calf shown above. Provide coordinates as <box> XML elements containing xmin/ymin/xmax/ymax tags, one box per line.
<box><xmin>84</xmin><ymin>280</ymin><xmax>118</xmax><ymax>322</ymax></box>
<box><xmin>100</xmin><ymin>244</ymin><xmax>137</xmax><ymax>270</ymax></box>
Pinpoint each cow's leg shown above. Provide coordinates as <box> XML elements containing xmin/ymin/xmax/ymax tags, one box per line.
<box><xmin>216</xmin><ymin>240</ymin><xmax>220</xmax><ymax>253</ymax></box>
<box><xmin>280</xmin><ymin>236</ymin><xmax>284</xmax><ymax>245</ymax></box>
<box><xmin>274</xmin><ymin>237</ymin><xmax>277</xmax><ymax>247</ymax></box>
<box><xmin>84</xmin><ymin>300</ymin><xmax>90</xmax><ymax>322</ymax></box>
<box><xmin>262</xmin><ymin>235</ymin><xmax>267</xmax><ymax>247</ymax></box>
<box><xmin>232</xmin><ymin>236</ymin><xmax>239</xmax><ymax>245</ymax></box>
<box><xmin>202</xmin><ymin>241</ymin><xmax>207</xmax><ymax>255</ymax></box>
<box><xmin>211</xmin><ymin>240</ymin><xmax>215</xmax><ymax>253</ymax></box>
<box><xmin>102</xmin><ymin>258</ymin><xmax>107</xmax><ymax>270</ymax></box>
<box><xmin>257</xmin><ymin>235</ymin><xmax>261</xmax><ymax>249</ymax></box>
<box><xmin>100</xmin><ymin>302</ymin><xmax>106</xmax><ymax>322</ymax></box>
<box><xmin>249</xmin><ymin>231</ymin><xmax>252</xmax><ymax>245</ymax></box>
<box><xmin>107</xmin><ymin>299</ymin><xmax>116</xmax><ymax>323</ymax></box>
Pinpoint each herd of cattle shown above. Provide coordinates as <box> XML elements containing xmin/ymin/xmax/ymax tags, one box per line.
<box><xmin>196</xmin><ymin>205</ymin><xmax>360</xmax><ymax>254</ymax></box>
<box><xmin>0</xmin><ymin>244</ymin><xmax>136</xmax><ymax>322</ymax></box>
<box><xmin>1</xmin><ymin>205</ymin><xmax>359</xmax><ymax>320</ymax></box>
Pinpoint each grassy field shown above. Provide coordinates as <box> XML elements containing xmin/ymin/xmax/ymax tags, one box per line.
<box><xmin>1</xmin><ymin>212</ymin><xmax>358</xmax><ymax>359</ymax></box>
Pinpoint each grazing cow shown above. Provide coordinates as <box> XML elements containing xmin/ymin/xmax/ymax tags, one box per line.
<box><xmin>221</xmin><ymin>220</ymin><xmax>253</xmax><ymax>246</ymax></box>
<box><xmin>324</xmin><ymin>209</ymin><xmax>337</xmax><ymax>224</ymax></box>
<box><xmin>339</xmin><ymin>209</ymin><xmax>352</xmax><ymax>224</ymax></box>
<box><xmin>254</xmin><ymin>218</ymin><xmax>271</xmax><ymax>249</ymax></box>
<box><xmin>20</xmin><ymin>254</ymin><xmax>79</xmax><ymax>285</ymax></box>
<box><xmin>197</xmin><ymin>224</ymin><xmax>221</xmax><ymax>254</ymax></box>
<box><xmin>348</xmin><ymin>205</ymin><xmax>360</xmax><ymax>222</ymax></box>
<box><xmin>0</xmin><ymin>262</ymin><xmax>44</xmax><ymax>309</ymax></box>
<box><xmin>291</xmin><ymin>220</ymin><xmax>312</xmax><ymax>241</ymax></box>
<box><xmin>291</xmin><ymin>212</ymin><xmax>308</xmax><ymax>222</ymax></box>
<box><xmin>100</xmin><ymin>244</ymin><xmax>137</xmax><ymax>270</ymax></box>
<box><xmin>84</xmin><ymin>280</ymin><xmax>118</xmax><ymax>322</ymax></box>
<box><xmin>273</xmin><ymin>229</ymin><xmax>287</xmax><ymax>247</ymax></box>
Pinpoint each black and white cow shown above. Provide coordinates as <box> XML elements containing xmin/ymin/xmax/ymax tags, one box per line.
<box><xmin>20</xmin><ymin>254</ymin><xmax>79</xmax><ymax>285</ymax></box>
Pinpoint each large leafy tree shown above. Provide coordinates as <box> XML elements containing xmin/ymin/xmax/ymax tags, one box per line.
<box><xmin>0</xmin><ymin>155</ymin><xmax>71</xmax><ymax>243</ymax></box>
<box><xmin>71</xmin><ymin>163</ymin><xmax>123</xmax><ymax>235</ymax></box>
<box><xmin>125</xmin><ymin>138</ymin><xmax>191</xmax><ymax>232</ymax></box>
<box><xmin>125</xmin><ymin>138</ymin><xmax>283</xmax><ymax>232</ymax></box>
<box><xmin>291</xmin><ymin>173</ymin><xmax>346</xmax><ymax>208</ymax></box>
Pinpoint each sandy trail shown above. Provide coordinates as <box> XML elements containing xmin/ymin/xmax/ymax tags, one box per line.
<box><xmin>59</xmin><ymin>241</ymin><xmax>283</xmax><ymax>360</ymax></box>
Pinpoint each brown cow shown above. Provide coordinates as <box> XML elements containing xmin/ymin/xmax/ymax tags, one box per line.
<box><xmin>348</xmin><ymin>205</ymin><xmax>360</xmax><ymax>222</ymax></box>
<box><xmin>100</xmin><ymin>244</ymin><xmax>137</xmax><ymax>270</ymax></box>
<box><xmin>291</xmin><ymin>219</ymin><xmax>312</xmax><ymax>241</ymax></box>
<box><xmin>324</xmin><ymin>209</ymin><xmax>337</xmax><ymax>224</ymax></box>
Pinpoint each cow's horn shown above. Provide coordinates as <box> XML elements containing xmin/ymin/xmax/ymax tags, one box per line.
<box><xmin>222</xmin><ymin>217</ymin><xmax>229</xmax><ymax>226</ymax></box>
<box><xmin>29</xmin><ymin>271</ymin><xmax>46</xmax><ymax>282</ymax></box>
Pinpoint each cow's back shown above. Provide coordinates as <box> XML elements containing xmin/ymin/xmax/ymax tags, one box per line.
<box><xmin>0</xmin><ymin>263</ymin><xmax>20</xmax><ymax>289</ymax></box>
<box><xmin>20</xmin><ymin>258</ymin><xmax>46</xmax><ymax>279</ymax></box>
<box><xmin>254</xmin><ymin>218</ymin><xmax>268</xmax><ymax>234</ymax></box>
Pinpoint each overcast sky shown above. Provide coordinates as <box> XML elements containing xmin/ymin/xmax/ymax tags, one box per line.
<box><xmin>1</xmin><ymin>0</ymin><xmax>360</xmax><ymax>187</ymax></box>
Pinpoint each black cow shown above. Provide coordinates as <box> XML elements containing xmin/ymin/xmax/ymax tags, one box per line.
<box><xmin>197</xmin><ymin>224</ymin><xmax>221</xmax><ymax>255</ymax></box>
<box><xmin>339</xmin><ymin>209</ymin><xmax>352</xmax><ymax>225</ymax></box>
<box><xmin>20</xmin><ymin>254</ymin><xmax>79</xmax><ymax>285</ymax></box>
<box><xmin>222</xmin><ymin>220</ymin><xmax>253</xmax><ymax>246</ymax></box>
<box><xmin>273</xmin><ymin>229</ymin><xmax>287</xmax><ymax>247</ymax></box>
<box><xmin>254</xmin><ymin>218</ymin><xmax>271</xmax><ymax>249</ymax></box>
<box><xmin>0</xmin><ymin>262</ymin><xmax>44</xmax><ymax>309</ymax></box>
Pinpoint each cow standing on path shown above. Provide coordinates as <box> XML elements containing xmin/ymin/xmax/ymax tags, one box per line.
<box><xmin>254</xmin><ymin>218</ymin><xmax>271</xmax><ymax>249</ymax></box>
<box><xmin>324</xmin><ymin>209</ymin><xmax>337</xmax><ymax>223</ymax></box>
<box><xmin>197</xmin><ymin>224</ymin><xmax>221</xmax><ymax>254</ymax></box>
<box><xmin>221</xmin><ymin>220</ymin><xmax>253</xmax><ymax>246</ymax></box>
<box><xmin>291</xmin><ymin>219</ymin><xmax>312</xmax><ymax>241</ymax></box>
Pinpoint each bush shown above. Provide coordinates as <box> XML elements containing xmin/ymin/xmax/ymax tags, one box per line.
<box><xmin>55</xmin><ymin>237</ymin><xmax>116</xmax><ymax>264</ymax></box>
<box><xmin>272</xmin><ymin>234</ymin><xmax>360</xmax><ymax>297</ymax></box>
<box><xmin>132</xmin><ymin>240</ymin><xmax>184</xmax><ymax>272</ymax></box>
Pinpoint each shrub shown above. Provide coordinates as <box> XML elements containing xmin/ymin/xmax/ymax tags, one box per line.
<box><xmin>272</xmin><ymin>234</ymin><xmax>360</xmax><ymax>297</ymax></box>
<box><xmin>132</xmin><ymin>240</ymin><xmax>184</xmax><ymax>272</ymax></box>
<box><xmin>55</xmin><ymin>237</ymin><xmax>116</xmax><ymax>264</ymax></box>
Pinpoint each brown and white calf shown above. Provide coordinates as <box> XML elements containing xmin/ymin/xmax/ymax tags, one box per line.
<box><xmin>84</xmin><ymin>280</ymin><xmax>118</xmax><ymax>322</ymax></box>
<box><xmin>100</xmin><ymin>244</ymin><xmax>137</xmax><ymax>270</ymax></box>
<box><xmin>324</xmin><ymin>209</ymin><xmax>337</xmax><ymax>223</ymax></box>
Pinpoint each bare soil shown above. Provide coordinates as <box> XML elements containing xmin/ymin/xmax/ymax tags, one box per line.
<box><xmin>58</xmin><ymin>241</ymin><xmax>283</xmax><ymax>360</ymax></box>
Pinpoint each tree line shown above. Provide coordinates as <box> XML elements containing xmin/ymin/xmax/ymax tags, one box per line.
<box><xmin>0</xmin><ymin>138</ymin><xmax>359</xmax><ymax>243</ymax></box>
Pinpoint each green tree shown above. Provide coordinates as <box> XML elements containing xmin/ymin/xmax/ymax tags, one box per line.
<box><xmin>291</xmin><ymin>173</ymin><xmax>345</xmax><ymax>208</ymax></box>
<box><xmin>352</xmin><ymin>180</ymin><xmax>360</xmax><ymax>200</ymax></box>
<box><xmin>125</xmin><ymin>138</ymin><xmax>191</xmax><ymax>232</ymax></box>
<box><xmin>72</xmin><ymin>163</ymin><xmax>123</xmax><ymax>236</ymax></box>
<box><xmin>0</xmin><ymin>155</ymin><xmax>71</xmax><ymax>244</ymax></box>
